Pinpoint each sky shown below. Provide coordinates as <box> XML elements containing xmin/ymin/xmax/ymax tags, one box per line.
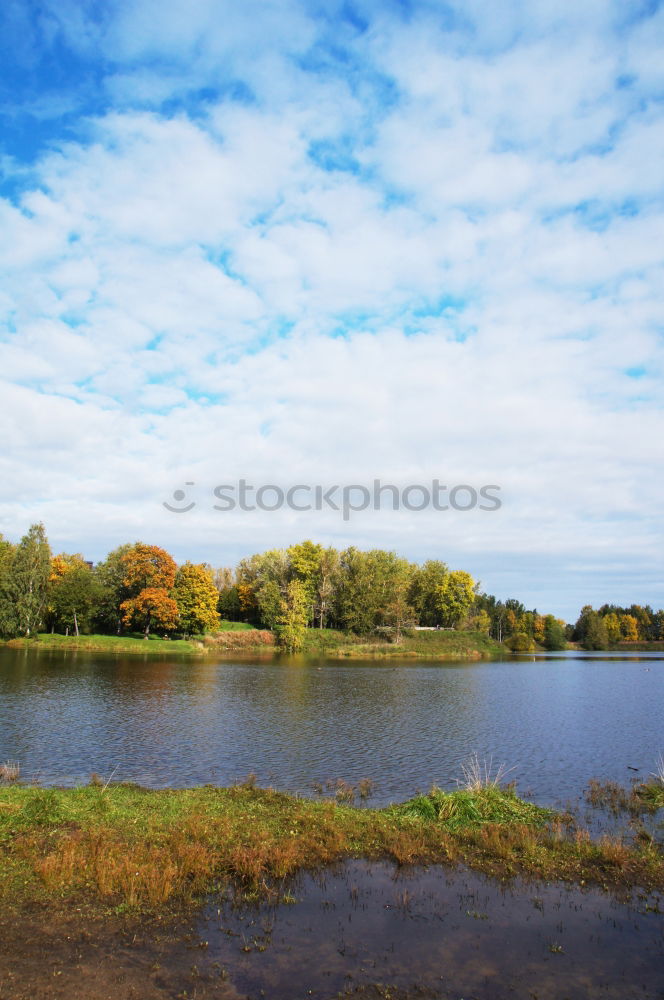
<box><xmin>0</xmin><ymin>0</ymin><xmax>663</xmax><ymax>622</ymax></box>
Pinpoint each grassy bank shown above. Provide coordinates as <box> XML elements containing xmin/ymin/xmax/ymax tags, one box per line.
<box><xmin>3</xmin><ymin>633</ymin><xmax>206</xmax><ymax>654</ymax></box>
<box><xmin>3</xmin><ymin>627</ymin><xmax>506</xmax><ymax>659</ymax></box>
<box><xmin>0</xmin><ymin>781</ymin><xmax>662</xmax><ymax>921</ymax></box>
<box><xmin>299</xmin><ymin>627</ymin><xmax>504</xmax><ymax>659</ymax></box>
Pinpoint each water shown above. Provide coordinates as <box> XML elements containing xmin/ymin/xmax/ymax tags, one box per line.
<box><xmin>2</xmin><ymin>646</ymin><xmax>663</xmax><ymax>997</ymax></box>
<box><xmin>193</xmin><ymin>860</ymin><xmax>664</xmax><ymax>999</ymax></box>
<box><xmin>0</xmin><ymin>647</ymin><xmax>663</xmax><ymax>809</ymax></box>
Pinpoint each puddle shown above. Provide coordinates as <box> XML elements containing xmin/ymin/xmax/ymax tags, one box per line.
<box><xmin>197</xmin><ymin>861</ymin><xmax>664</xmax><ymax>999</ymax></box>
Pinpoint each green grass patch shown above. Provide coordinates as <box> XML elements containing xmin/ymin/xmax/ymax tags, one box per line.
<box><xmin>4</xmin><ymin>633</ymin><xmax>204</xmax><ymax>654</ymax></box>
<box><xmin>393</xmin><ymin>785</ymin><xmax>552</xmax><ymax>830</ymax></box>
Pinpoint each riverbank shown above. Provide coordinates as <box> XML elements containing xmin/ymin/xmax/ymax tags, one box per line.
<box><xmin>2</xmin><ymin>627</ymin><xmax>506</xmax><ymax>659</ymax></box>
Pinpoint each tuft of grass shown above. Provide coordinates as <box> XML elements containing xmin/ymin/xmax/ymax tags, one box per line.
<box><xmin>457</xmin><ymin>752</ymin><xmax>513</xmax><ymax>792</ymax></box>
<box><xmin>0</xmin><ymin>761</ymin><xmax>20</xmax><ymax>782</ymax></box>
<box><xmin>586</xmin><ymin>777</ymin><xmax>664</xmax><ymax>816</ymax></box>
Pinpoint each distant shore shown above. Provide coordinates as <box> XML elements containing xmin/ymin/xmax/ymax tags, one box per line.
<box><xmin>2</xmin><ymin>628</ymin><xmax>507</xmax><ymax>660</ymax></box>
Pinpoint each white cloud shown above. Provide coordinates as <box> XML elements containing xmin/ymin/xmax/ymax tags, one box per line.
<box><xmin>0</xmin><ymin>0</ymin><xmax>663</xmax><ymax>619</ymax></box>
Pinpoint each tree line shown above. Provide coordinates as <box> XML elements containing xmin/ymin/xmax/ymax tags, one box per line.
<box><xmin>571</xmin><ymin>604</ymin><xmax>664</xmax><ymax>649</ymax></box>
<box><xmin>2</xmin><ymin>524</ymin><xmax>659</xmax><ymax>653</ymax></box>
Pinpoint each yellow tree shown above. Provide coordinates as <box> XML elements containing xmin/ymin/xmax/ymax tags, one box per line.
<box><xmin>174</xmin><ymin>562</ymin><xmax>221</xmax><ymax>636</ymax></box>
<box><xmin>620</xmin><ymin>614</ymin><xmax>639</xmax><ymax>642</ymax></box>
<box><xmin>436</xmin><ymin>570</ymin><xmax>476</xmax><ymax>628</ymax></box>
<box><xmin>274</xmin><ymin>580</ymin><xmax>309</xmax><ymax>653</ymax></box>
<box><xmin>120</xmin><ymin>543</ymin><xmax>177</xmax><ymax>638</ymax></box>
<box><xmin>603</xmin><ymin>612</ymin><xmax>622</xmax><ymax>644</ymax></box>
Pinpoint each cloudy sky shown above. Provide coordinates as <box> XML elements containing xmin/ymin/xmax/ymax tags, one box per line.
<box><xmin>1</xmin><ymin>0</ymin><xmax>663</xmax><ymax>620</ymax></box>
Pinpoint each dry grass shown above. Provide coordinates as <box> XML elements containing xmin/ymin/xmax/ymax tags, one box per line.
<box><xmin>457</xmin><ymin>752</ymin><xmax>514</xmax><ymax>792</ymax></box>
<box><xmin>585</xmin><ymin>776</ymin><xmax>664</xmax><ymax>815</ymax></box>
<box><xmin>651</xmin><ymin>752</ymin><xmax>664</xmax><ymax>785</ymax></box>
<box><xmin>203</xmin><ymin>630</ymin><xmax>275</xmax><ymax>650</ymax></box>
<box><xmin>0</xmin><ymin>761</ymin><xmax>20</xmax><ymax>782</ymax></box>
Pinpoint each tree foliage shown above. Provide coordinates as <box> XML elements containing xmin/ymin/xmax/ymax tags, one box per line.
<box><xmin>274</xmin><ymin>580</ymin><xmax>309</xmax><ymax>652</ymax></box>
<box><xmin>173</xmin><ymin>562</ymin><xmax>221</xmax><ymax>635</ymax></box>
<box><xmin>120</xmin><ymin>543</ymin><xmax>177</xmax><ymax>638</ymax></box>
<box><xmin>0</xmin><ymin>524</ymin><xmax>51</xmax><ymax>637</ymax></box>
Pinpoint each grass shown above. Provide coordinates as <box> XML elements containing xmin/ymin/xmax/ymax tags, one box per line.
<box><xmin>0</xmin><ymin>780</ymin><xmax>662</xmax><ymax>921</ymax></box>
<box><xmin>2</xmin><ymin>626</ymin><xmax>505</xmax><ymax>660</ymax></box>
<box><xmin>4</xmin><ymin>633</ymin><xmax>205</xmax><ymax>654</ymax></box>
<box><xmin>585</xmin><ymin>775</ymin><xmax>664</xmax><ymax>815</ymax></box>
<box><xmin>301</xmin><ymin>628</ymin><xmax>504</xmax><ymax>659</ymax></box>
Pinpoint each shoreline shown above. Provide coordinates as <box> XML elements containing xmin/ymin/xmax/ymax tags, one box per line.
<box><xmin>1</xmin><ymin>630</ymin><xmax>508</xmax><ymax>660</ymax></box>
<box><xmin>1</xmin><ymin>779</ymin><xmax>662</xmax><ymax>998</ymax></box>
<box><xmin>1</xmin><ymin>780</ymin><xmax>662</xmax><ymax>919</ymax></box>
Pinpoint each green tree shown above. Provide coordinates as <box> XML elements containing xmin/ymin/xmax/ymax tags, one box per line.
<box><xmin>0</xmin><ymin>534</ymin><xmax>17</xmax><ymax>637</ymax></box>
<box><xmin>334</xmin><ymin>548</ymin><xmax>415</xmax><ymax>635</ymax></box>
<box><xmin>173</xmin><ymin>563</ymin><xmax>221</xmax><ymax>635</ymax></box>
<box><xmin>257</xmin><ymin>579</ymin><xmax>283</xmax><ymax>629</ymax></box>
<box><xmin>315</xmin><ymin>547</ymin><xmax>339</xmax><ymax>629</ymax></box>
<box><xmin>93</xmin><ymin>544</ymin><xmax>132</xmax><ymax>634</ymax></box>
<box><xmin>274</xmin><ymin>580</ymin><xmax>309</xmax><ymax>652</ymax></box>
<box><xmin>574</xmin><ymin>607</ymin><xmax>609</xmax><ymax>650</ymax></box>
<box><xmin>542</xmin><ymin>614</ymin><xmax>566</xmax><ymax>650</ymax></box>
<box><xmin>408</xmin><ymin>560</ymin><xmax>448</xmax><ymax>626</ymax></box>
<box><xmin>1</xmin><ymin>524</ymin><xmax>51</xmax><ymax>636</ymax></box>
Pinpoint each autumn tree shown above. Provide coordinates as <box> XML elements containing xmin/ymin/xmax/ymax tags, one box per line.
<box><xmin>603</xmin><ymin>612</ymin><xmax>622</xmax><ymax>645</ymax></box>
<box><xmin>465</xmin><ymin>609</ymin><xmax>492</xmax><ymax>634</ymax></box>
<box><xmin>288</xmin><ymin>539</ymin><xmax>323</xmax><ymax>625</ymax></box>
<box><xmin>274</xmin><ymin>580</ymin><xmax>309</xmax><ymax>652</ymax></box>
<box><xmin>381</xmin><ymin>574</ymin><xmax>417</xmax><ymax>643</ymax></box>
<box><xmin>620</xmin><ymin>614</ymin><xmax>639</xmax><ymax>642</ymax></box>
<box><xmin>120</xmin><ymin>543</ymin><xmax>178</xmax><ymax>638</ymax></box>
<box><xmin>435</xmin><ymin>570</ymin><xmax>475</xmax><ymax>628</ymax></box>
<box><xmin>173</xmin><ymin>562</ymin><xmax>221</xmax><ymax>636</ymax></box>
<box><xmin>48</xmin><ymin>553</ymin><xmax>98</xmax><ymax>636</ymax></box>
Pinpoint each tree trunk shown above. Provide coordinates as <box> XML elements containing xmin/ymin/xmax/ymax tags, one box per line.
<box><xmin>73</xmin><ymin>610</ymin><xmax>79</xmax><ymax>637</ymax></box>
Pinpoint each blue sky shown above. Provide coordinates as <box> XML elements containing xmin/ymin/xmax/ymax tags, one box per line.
<box><xmin>1</xmin><ymin>0</ymin><xmax>663</xmax><ymax>620</ymax></box>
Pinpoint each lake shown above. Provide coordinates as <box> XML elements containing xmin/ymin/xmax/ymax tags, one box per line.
<box><xmin>1</xmin><ymin>647</ymin><xmax>662</xmax><ymax>808</ymax></box>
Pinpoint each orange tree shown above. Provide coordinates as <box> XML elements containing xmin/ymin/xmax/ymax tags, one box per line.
<box><xmin>120</xmin><ymin>543</ymin><xmax>178</xmax><ymax>638</ymax></box>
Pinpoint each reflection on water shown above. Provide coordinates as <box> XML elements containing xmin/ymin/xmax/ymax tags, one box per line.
<box><xmin>0</xmin><ymin>647</ymin><xmax>663</xmax><ymax>809</ymax></box>
<box><xmin>197</xmin><ymin>860</ymin><xmax>664</xmax><ymax>999</ymax></box>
